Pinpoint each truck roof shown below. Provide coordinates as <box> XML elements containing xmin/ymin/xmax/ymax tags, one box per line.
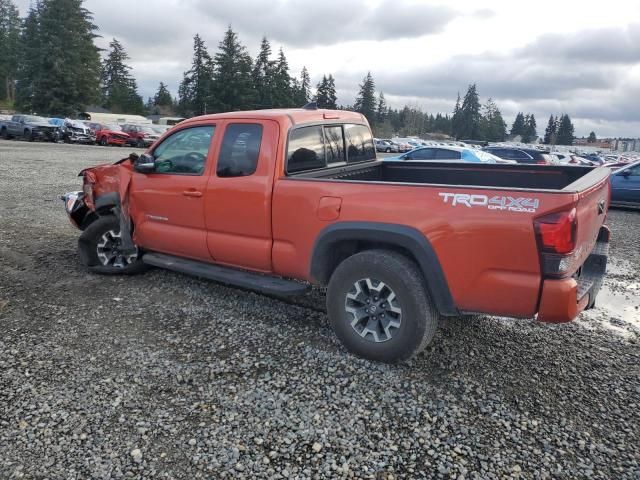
<box><xmin>181</xmin><ymin>108</ymin><xmax>368</xmax><ymax>127</ymax></box>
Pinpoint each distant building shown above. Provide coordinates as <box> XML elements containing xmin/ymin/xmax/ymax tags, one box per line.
<box><xmin>574</xmin><ymin>138</ymin><xmax>612</xmax><ymax>149</ymax></box>
<box><xmin>611</xmin><ymin>138</ymin><xmax>640</xmax><ymax>152</ymax></box>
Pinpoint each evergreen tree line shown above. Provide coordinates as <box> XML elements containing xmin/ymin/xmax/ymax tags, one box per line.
<box><xmin>175</xmin><ymin>32</ymin><xmax>313</xmax><ymax>117</ymax></box>
<box><xmin>450</xmin><ymin>84</ymin><xmax>508</xmax><ymax>142</ymax></box>
<box><xmin>1</xmin><ymin>0</ymin><xmax>580</xmax><ymax>145</ymax></box>
<box><xmin>543</xmin><ymin>114</ymin><xmax>577</xmax><ymax>145</ymax></box>
<box><xmin>349</xmin><ymin>72</ymin><xmax>452</xmax><ymax>138</ymax></box>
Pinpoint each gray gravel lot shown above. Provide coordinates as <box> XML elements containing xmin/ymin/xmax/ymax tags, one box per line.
<box><xmin>1</xmin><ymin>140</ymin><xmax>639</xmax><ymax>479</ymax></box>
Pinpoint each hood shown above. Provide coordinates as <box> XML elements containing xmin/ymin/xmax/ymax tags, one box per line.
<box><xmin>30</xmin><ymin>121</ymin><xmax>55</xmax><ymax>128</ymax></box>
<box><xmin>104</xmin><ymin>129</ymin><xmax>129</xmax><ymax>137</ymax></box>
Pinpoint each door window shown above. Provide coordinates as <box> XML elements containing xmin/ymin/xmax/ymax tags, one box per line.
<box><xmin>152</xmin><ymin>125</ymin><xmax>215</xmax><ymax>175</ymax></box>
<box><xmin>408</xmin><ymin>148</ymin><xmax>435</xmax><ymax>160</ymax></box>
<box><xmin>216</xmin><ymin>123</ymin><xmax>263</xmax><ymax>178</ymax></box>
<box><xmin>287</xmin><ymin>126</ymin><xmax>326</xmax><ymax>173</ymax></box>
<box><xmin>434</xmin><ymin>149</ymin><xmax>462</xmax><ymax>160</ymax></box>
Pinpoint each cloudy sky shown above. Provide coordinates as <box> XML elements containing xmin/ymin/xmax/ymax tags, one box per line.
<box><xmin>15</xmin><ymin>0</ymin><xmax>640</xmax><ymax>137</ymax></box>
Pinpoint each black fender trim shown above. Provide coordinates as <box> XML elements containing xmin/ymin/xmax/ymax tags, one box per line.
<box><xmin>92</xmin><ymin>192</ymin><xmax>136</xmax><ymax>255</ymax></box>
<box><xmin>311</xmin><ymin>222</ymin><xmax>458</xmax><ymax>316</ymax></box>
<box><xmin>94</xmin><ymin>192</ymin><xmax>119</xmax><ymax>210</ymax></box>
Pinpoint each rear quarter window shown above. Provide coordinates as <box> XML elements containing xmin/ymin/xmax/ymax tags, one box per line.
<box><xmin>345</xmin><ymin>124</ymin><xmax>376</xmax><ymax>163</ymax></box>
<box><xmin>287</xmin><ymin>126</ymin><xmax>326</xmax><ymax>174</ymax></box>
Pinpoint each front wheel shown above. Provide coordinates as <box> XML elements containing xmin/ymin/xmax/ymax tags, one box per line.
<box><xmin>100</xmin><ymin>136</ymin><xmax>108</xmax><ymax>146</ymax></box>
<box><xmin>78</xmin><ymin>216</ymin><xmax>148</xmax><ymax>275</ymax></box>
<box><xmin>327</xmin><ymin>250</ymin><xmax>439</xmax><ymax>363</ymax></box>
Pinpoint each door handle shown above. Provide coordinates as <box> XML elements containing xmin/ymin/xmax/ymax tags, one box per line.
<box><xmin>183</xmin><ymin>190</ymin><xmax>203</xmax><ymax>198</ymax></box>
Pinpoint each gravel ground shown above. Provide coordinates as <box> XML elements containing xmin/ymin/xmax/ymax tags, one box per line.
<box><xmin>0</xmin><ymin>140</ymin><xmax>638</xmax><ymax>479</ymax></box>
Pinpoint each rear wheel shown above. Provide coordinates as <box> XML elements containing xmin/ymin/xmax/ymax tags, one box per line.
<box><xmin>137</xmin><ymin>138</ymin><xmax>145</xmax><ymax>148</ymax></box>
<box><xmin>1</xmin><ymin>128</ymin><xmax>10</xmax><ymax>139</ymax></box>
<box><xmin>100</xmin><ymin>136</ymin><xmax>108</xmax><ymax>146</ymax></box>
<box><xmin>327</xmin><ymin>250</ymin><xmax>439</xmax><ymax>362</ymax></box>
<box><xmin>26</xmin><ymin>129</ymin><xmax>34</xmax><ymax>142</ymax></box>
<box><xmin>386</xmin><ymin>148</ymin><xmax>391</xmax><ymax>153</ymax></box>
<box><xmin>78</xmin><ymin>216</ymin><xmax>147</xmax><ymax>275</ymax></box>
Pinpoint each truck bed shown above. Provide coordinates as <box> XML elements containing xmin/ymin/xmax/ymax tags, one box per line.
<box><xmin>296</xmin><ymin>161</ymin><xmax>606</xmax><ymax>192</ymax></box>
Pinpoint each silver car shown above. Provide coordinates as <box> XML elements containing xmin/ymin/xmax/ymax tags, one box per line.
<box><xmin>375</xmin><ymin>139</ymin><xmax>399</xmax><ymax>153</ymax></box>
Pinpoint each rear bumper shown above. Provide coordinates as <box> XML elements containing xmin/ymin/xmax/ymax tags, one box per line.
<box><xmin>537</xmin><ymin>226</ymin><xmax>610</xmax><ymax>323</ymax></box>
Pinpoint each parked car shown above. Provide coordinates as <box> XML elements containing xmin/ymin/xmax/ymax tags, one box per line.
<box><xmin>375</xmin><ymin>139</ymin><xmax>398</xmax><ymax>153</ymax></box>
<box><xmin>483</xmin><ymin>146</ymin><xmax>553</xmax><ymax>165</ymax></box>
<box><xmin>60</xmin><ymin>108</ymin><xmax>611</xmax><ymax>363</ymax></box>
<box><xmin>49</xmin><ymin>118</ymin><xmax>96</xmax><ymax>144</ymax></box>
<box><xmin>610</xmin><ymin>160</ymin><xmax>640</xmax><ymax>207</ymax></box>
<box><xmin>121</xmin><ymin>124</ymin><xmax>161</xmax><ymax>148</ymax></box>
<box><xmin>385</xmin><ymin>146</ymin><xmax>502</xmax><ymax>163</ymax></box>
<box><xmin>390</xmin><ymin>138</ymin><xmax>414</xmax><ymax>152</ymax></box>
<box><xmin>0</xmin><ymin>114</ymin><xmax>59</xmax><ymax>142</ymax></box>
<box><xmin>582</xmin><ymin>153</ymin><xmax>605</xmax><ymax>166</ymax></box>
<box><xmin>87</xmin><ymin>123</ymin><xmax>130</xmax><ymax>147</ymax></box>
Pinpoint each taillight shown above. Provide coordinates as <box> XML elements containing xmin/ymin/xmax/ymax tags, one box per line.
<box><xmin>535</xmin><ymin>208</ymin><xmax>577</xmax><ymax>254</ymax></box>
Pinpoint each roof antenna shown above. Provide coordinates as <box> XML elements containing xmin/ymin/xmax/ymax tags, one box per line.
<box><xmin>302</xmin><ymin>102</ymin><xmax>318</xmax><ymax>110</ymax></box>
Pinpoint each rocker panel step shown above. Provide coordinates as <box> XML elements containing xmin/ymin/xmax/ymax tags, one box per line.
<box><xmin>143</xmin><ymin>252</ymin><xmax>309</xmax><ymax>296</ymax></box>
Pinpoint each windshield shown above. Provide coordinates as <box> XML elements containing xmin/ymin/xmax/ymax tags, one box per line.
<box><xmin>140</xmin><ymin>126</ymin><xmax>156</xmax><ymax>134</ymax></box>
<box><xmin>24</xmin><ymin>116</ymin><xmax>49</xmax><ymax>123</ymax></box>
<box><xmin>105</xmin><ymin>124</ymin><xmax>123</xmax><ymax>131</ymax></box>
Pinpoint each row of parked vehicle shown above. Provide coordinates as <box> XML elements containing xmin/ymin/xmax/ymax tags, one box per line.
<box><xmin>0</xmin><ymin>114</ymin><xmax>171</xmax><ymax>148</ymax></box>
<box><xmin>374</xmin><ymin>138</ymin><xmax>639</xmax><ymax>206</ymax></box>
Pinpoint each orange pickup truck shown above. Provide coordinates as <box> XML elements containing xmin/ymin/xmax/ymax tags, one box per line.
<box><xmin>61</xmin><ymin>107</ymin><xmax>611</xmax><ymax>362</ymax></box>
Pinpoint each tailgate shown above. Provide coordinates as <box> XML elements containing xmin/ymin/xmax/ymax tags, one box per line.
<box><xmin>567</xmin><ymin>167</ymin><xmax>611</xmax><ymax>272</ymax></box>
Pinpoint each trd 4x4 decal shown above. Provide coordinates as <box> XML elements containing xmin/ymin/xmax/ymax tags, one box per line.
<box><xmin>439</xmin><ymin>192</ymin><xmax>540</xmax><ymax>213</ymax></box>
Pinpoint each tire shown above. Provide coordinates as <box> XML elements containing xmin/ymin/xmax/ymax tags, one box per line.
<box><xmin>1</xmin><ymin>128</ymin><xmax>9</xmax><ymax>140</ymax></box>
<box><xmin>100</xmin><ymin>136</ymin><xmax>108</xmax><ymax>146</ymax></box>
<box><xmin>386</xmin><ymin>148</ymin><xmax>391</xmax><ymax>153</ymax></box>
<box><xmin>78</xmin><ymin>215</ymin><xmax>148</xmax><ymax>275</ymax></box>
<box><xmin>326</xmin><ymin>249</ymin><xmax>439</xmax><ymax>363</ymax></box>
<box><xmin>26</xmin><ymin>129</ymin><xmax>34</xmax><ymax>142</ymax></box>
<box><xmin>137</xmin><ymin>139</ymin><xmax>145</xmax><ymax>148</ymax></box>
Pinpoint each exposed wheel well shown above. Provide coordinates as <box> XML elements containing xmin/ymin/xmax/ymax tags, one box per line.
<box><xmin>310</xmin><ymin>222</ymin><xmax>458</xmax><ymax>316</ymax></box>
<box><xmin>315</xmin><ymin>239</ymin><xmax>420</xmax><ymax>285</ymax></box>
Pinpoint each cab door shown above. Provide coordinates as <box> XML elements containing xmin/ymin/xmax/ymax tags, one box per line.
<box><xmin>611</xmin><ymin>164</ymin><xmax>640</xmax><ymax>204</ymax></box>
<box><xmin>129</xmin><ymin>124</ymin><xmax>219</xmax><ymax>261</ymax></box>
<box><xmin>204</xmin><ymin>120</ymin><xmax>278</xmax><ymax>272</ymax></box>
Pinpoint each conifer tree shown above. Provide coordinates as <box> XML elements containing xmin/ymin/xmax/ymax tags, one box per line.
<box><xmin>213</xmin><ymin>26</ymin><xmax>255</xmax><ymax>112</ymax></box>
<box><xmin>0</xmin><ymin>0</ymin><xmax>21</xmax><ymax>102</ymax></box>
<box><xmin>556</xmin><ymin>114</ymin><xmax>575</xmax><ymax>145</ymax></box>
<box><xmin>272</xmin><ymin>47</ymin><xmax>293</xmax><ymax>108</ymax></box>
<box><xmin>177</xmin><ymin>34</ymin><xmax>214</xmax><ymax>116</ymax></box>
<box><xmin>101</xmin><ymin>38</ymin><xmax>144</xmax><ymax>114</ymax></box>
<box><xmin>543</xmin><ymin>115</ymin><xmax>556</xmax><ymax>145</ymax></box>
<box><xmin>252</xmin><ymin>37</ymin><xmax>274</xmax><ymax>108</ymax></box>
<box><xmin>16</xmin><ymin>0</ymin><xmax>101</xmax><ymax>115</ymax></box>
<box><xmin>354</xmin><ymin>71</ymin><xmax>376</xmax><ymax>124</ymax></box>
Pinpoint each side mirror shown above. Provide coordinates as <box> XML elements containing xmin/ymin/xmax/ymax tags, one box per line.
<box><xmin>134</xmin><ymin>153</ymin><xmax>156</xmax><ymax>174</ymax></box>
<box><xmin>621</xmin><ymin>169</ymin><xmax>632</xmax><ymax>177</ymax></box>
<box><xmin>402</xmin><ymin>154</ymin><xmax>411</xmax><ymax>160</ymax></box>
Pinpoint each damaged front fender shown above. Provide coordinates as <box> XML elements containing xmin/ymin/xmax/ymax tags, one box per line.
<box><xmin>74</xmin><ymin>154</ymin><xmax>139</xmax><ymax>253</ymax></box>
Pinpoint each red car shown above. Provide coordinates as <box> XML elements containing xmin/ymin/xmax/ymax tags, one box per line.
<box><xmin>86</xmin><ymin>122</ymin><xmax>130</xmax><ymax>147</ymax></box>
<box><xmin>120</xmin><ymin>124</ymin><xmax>161</xmax><ymax>148</ymax></box>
